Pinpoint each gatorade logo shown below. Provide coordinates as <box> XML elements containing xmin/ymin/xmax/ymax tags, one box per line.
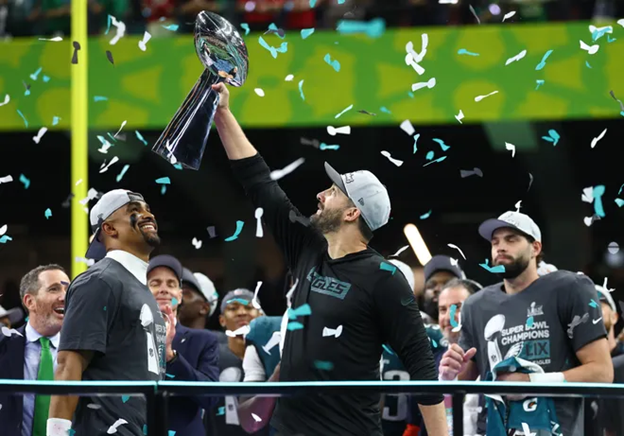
<box><xmin>523</xmin><ymin>397</ymin><xmax>538</xmax><ymax>412</ymax></box>
<box><xmin>345</xmin><ymin>173</ymin><xmax>356</xmax><ymax>184</ymax></box>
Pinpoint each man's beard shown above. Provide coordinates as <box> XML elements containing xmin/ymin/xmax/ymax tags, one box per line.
<box><xmin>140</xmin><ymin>228</ymin><xmax>161</xmax><ymax>247</ymax></box>
<box><xmin>310</xmin><ymin>207</ymin><xmax>344</xmax><ymax>234</ymax></box>
<box><xmin>495</xmin><ymin>255</ymin><xmax>530</xmax><ymax>279</ymax></box>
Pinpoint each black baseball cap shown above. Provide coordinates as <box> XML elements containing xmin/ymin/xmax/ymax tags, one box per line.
<box><xmin>181</xmin><ymin>267</ymin><xmax>202</xmax><ymax>293</ymax></box>
<box><xmin>424</xmin><ymin>255</ymin><xmax>464</xmax><ymax>283</ymax></box>
<box><xmin>147</xmin><ymin>255</ymin><xmax>183</xmax><ymax>284</ymax></box>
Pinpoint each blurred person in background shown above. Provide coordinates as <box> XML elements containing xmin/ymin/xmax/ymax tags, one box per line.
<box><xmin>0</xmin><ymin>304</ymin><xmax>23</xmax><ymax>329</ymax></box>
<box><xmin>147</xmin><ymin>255</ymin><xmax>220</xmax><ymax>436</ymax></box>
<box><xmin>422</xmin><ymin>255</ymin><xmax>464</xmax><ymax>323</ymax></box>
<box><xmin>0</xmin><ymin>264</ymin><xmax>69</xmax><ymax>436</ymax></box>
<box><xmin>596</xmin><ymin>284</ymin><xmax>624</xmax><ymax>358</ymax></box>
<box><xmin>142</xmin><ymin>0</ymin><xmax>176</xmax><ymax>36</ymax></box>
<box><xmin>206</xmin><ymin>288</ymin><xmax>264</xmax><ymax>436</ymax></box>
<box><xmin>178</xmin><ymin>267</ymin><xmax>224</xmax><ymax>341</ymax></box>
<box><xmin>1</xmin><ymin>0</ymin><xmax>40</xmax><ymax>37</ymax></box>
<box><xmin>176</xmin><ymin>0</ymin><xmax>223</xmax><ymax>33</ymax></box>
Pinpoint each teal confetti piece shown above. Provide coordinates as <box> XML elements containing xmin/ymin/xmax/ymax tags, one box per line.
<box><xmin>287</xmin><ymin>321</ymin><xmax>304</xmax><ymax>331</ymax></box>
<box><xmin>449</xmin><ymin>304</ymin><xmax>458</xmax><ymax>327</ymax></box>
<box><xmin>407</xmin><ymin>91</ymin><xmax>414</xmax><ymax>98</ymax></box>
<box><xmin>216</xmin><ymin>407</ymin><xmax>225</xmax><ymax>416</ymax></box>
<box><xmin>52</xmin><ymin>116</ymin><xmax>60</xmax><ymax>126</ymax></box>
<box><xmin>607</xmin><ymin>35</ymin><xmax>616</xmax><ymax>43</ymax></box>
<box><xmin>542</xmin><ymin>136</ymin><xmax>554</xmax><ymax>143</ymax></box>
<box><xmin>337</xmin><ymin>0</ymin><xmax>345</xmax><ymax>3</ymax></box>
<box><xmin>155</xmin><ymin>177</ymin><xmax>171</xmax><ymax>185</ymax></box>
<box><xmin>380</xmin><ymin>106</ymin><xmax>391</xmax><ymax>114</ymax></box>
<box><xmin>423</xmin><ymin>156</ymin><xmax>447</xmax><ymax>167</ymax></box>
<box><xmin>586</xmin><ymin>61</ymin><xmax>591</xmax><ymax>69</ymax></box>
<box><xmin>457</xmin><ymin>49</ymin><xmax>479</xmax><ymax>56</ymax></box>
<box><xmin>288</xmin><ymin>303</ymin><xmax>312</xmax><ymax>320</ymax></box>
<box><xmin>593</xmin><ymin>185</ymin><xmax>606</xmax><ymax>218</ymax></box>
<box><xmin>298</xmin><ymin>80</ymin><xmax>305</xmax><ymax>101</ymax></box>
<box><xmin>163</xmin><ymin>24</ymin><xmax>178</xmax><ymax>31</ymax></box>
<box><xmin>382</xmin><ymin>344</ymin><xmax>395</xmax><ymax>355</ymax></box>
<box><xmin>535</xmin><ymin>49</ymin><xmax>553</xmax><ymax>70</ymax></box>
<box><xmin>122</xmin><ymin>395</ymin><xmax>130</xmax><ymax>403</ymax></box>
<box><xmin>267</xmin><ymin>23</ymin><xmax>285</xmax><ymax>39</ymax></box>
<box><xmin>226</xmin><ymin>298</ymin><xmax>249</xmax><ymax>306</ymax></box>
<box><xmin>526</xmin><ymin>316</ymin><xmax>534</xmax><ymax>327</ymax></box>
<box><xmin>301</xmin><ymin>28</ymin><xmax>315</xmax><ymax>39</ymax></box>
<box><xmin>336</xmin><ymin>18</ymin><xmax>385</xmax><ymax>38</ymax></box>
<box><xmin>535</xmin><ymin>80</ymin><xmax>544</xmax><ymax>90</ymax></box>
<box><xmin>420</xmin><ymin>210</ymin><xmax>432</xmax><ymax>220</ymax></box>
<box><xmin>173</xmin><ymin>163</ymin><xmax>183</xmax><ymax>170</ymax></box>
<box><xmin>592</xmin><ymin>26</ymin><xmax>613</xmax><ymax>42</ymax></box>
<box><xmin>168</xmin><ymin>431</ymin><xmax>176</xmax><ymax>436</ymax></box>
<box><xmin>94</xmin><ymin>96</ymin><xmax>108</xmax><ymax>102</ymax></box>
<box><xmin>433</xmin><ymin>138</ymin><xmax>450</xmax><ymax>151</ymax></box>
<box><xmin>314</xmin><ymin>360</ymin><xmax>334</xmax><ymax>370</ymax></box>
<box><xmin>116</xmin><ymin>164</ymin><xmax>130</xmax><ymax>182</ymax></box>
<box><xmin>589</xmin><ymin>299</ymin><xmax>598</xmax><ymax>308</ymax></box>
<box><xmin>319</xmin><ymin>143</ymin><xmax>339</xmax><ymax>150</ymax></box>
<box><xmin>24</xmin><ymin>89</ymin><xmax>30</xmax><ymax>96</ymax></box>
<box><xmin>43</xmin><ymin>75</ymin><xmax>50</xmax><ymax>83</ymax></box>
<box><xmin>224</xmin><ymin>220</ymin><xmax>244</xmax><ymax>241</ymax></box>
<box><xmin>172</xmin><ymin>297</ymin><xmax>179</xmax><ymax>307</ymax></box>
<box><xmin>165</xmin><ymin>373</ymin><xmax>175</xmax><ymax>378</ymax></box>
<box><xmin>240</xmin><ymin>23</ymin><xmax>250</xmax><ymax>35</ymax></box>
<box><xmin>105</xmin><ymin>14</ymin><xmax>112</xmax><ymax>34</ymax></box>
<box><xmin>161</xmin><ymin>186</ymin><xmax>167</xmax><ymax>195</ymax></box>
<box><xmin>548</xmin><ymin>129</ymin><xmax>560</xmax><ymax>145</ymax></box>
<box><xmin>431</xmin><ymin>338</ymin><xmax>437</xmax><ymax>348</ymax></box>
<box><xmin>258</xmin><ymin>36</ymin><xmax>288</xmax><ymax>59</ymax></box>
<box><xmin>479</xmin><ymin>259</ymin><xmax>505</xmax><ymax>274</ymax></box>
<box><xmin>106</xmin><ymin>132</ymin><xmax>117</xmax><ymax>143</ymax></box>
<box><xmin>135</xmin><ymin>130</ymin><xmax>148</xmax><ymax>146</ymax></box>
<box><xmin>380</xmin><ymin>262</ymin><xmax>397</xmax><ymax>274</ymax></box>
<box><xmin>103</xmin><ymin>306</ymin><xmax>107</xmax><ymax>311</ymax></box>
<box><xmin>616</xmin><ymin>198</ymin><xmax>624</xmax><ymax>207</ymax></box>
<box><xmin>413</xmin><ymin>134</ymin><xmax>420</xmax><ymax>154</ymax></box>
<box><xmin>19</xmin><ymin>174</ymin><xmax>30</xmax><ymax>189</ymax></box>
<box><xmin>44</xmin><ymin>208</ymin><xmax>52</xmax><ymax>219</ymax></box>
<box><xmin>323</xmin><ymin>53</ymin><xmax>341</xmax><ymax>72</ymax></box>
<box><xmin>425</xmin><ymin>151</ymin><xmax>434</xmax><ymax>161</ymax></box>
<box><xmin>69</xmin><ymin>430</ymin><xmax>76</xmax><ymax>436</ymax></box>
<box><xmin>30</xmin><ymin>67</ymin><xmax>42</xmax><ymax>81</ymax></box>
<box><xmin>0</xmin><ymin>235</ymin><xmax>12</xmax><ymax>243</ymax></box>
<box><xmin>309</xmin><ymin>0</ymin><xmax>317</xmax><ymax>7</ymax></box>
<box><xmin>16</xmin><ymin>109</ymin><xmax>28</xmax><ymax>127</ymax></box>
<box><xmin>143</xmin><ymin>425</ymin><xmax>148</xmax><ymax>435</ymax></box>
<box><xmin>621</xmin><ymin>111</ymin><xmax>624</xmax><ymax>117</ymax></box>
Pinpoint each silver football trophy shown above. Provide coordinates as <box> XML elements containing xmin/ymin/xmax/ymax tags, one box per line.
<box><xmin>152</xmin><ymin>11</ymin><xmax>249</xmax><ymax>170</ymax></box>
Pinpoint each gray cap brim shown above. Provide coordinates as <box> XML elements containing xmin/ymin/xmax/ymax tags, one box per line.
<box><xmin>478</xmin><ymin>218</ymin><xmax>529</xmax><ymax>241</ymax></box>
<box><xmin>85</xmin><ymin>227</ymin><xmax>107</xmax><ymax>260</ymax></box>
<box><xmin>324</xmin><ymin>162</ymin><xmax>347</xmax><ymax>195</ymax></box>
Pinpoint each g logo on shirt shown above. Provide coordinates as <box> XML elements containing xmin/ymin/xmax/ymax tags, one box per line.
<box><xmin>523</xmin><ymin>397</ymin><xmax>538</xmax><ymax>412</ymax></box>
<box><xmin>307</xmin><ymin>267</ymin><xmax>351</xmax><ymax>300</ymax></box>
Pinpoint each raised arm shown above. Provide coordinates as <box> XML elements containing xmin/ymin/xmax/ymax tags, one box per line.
<box><xmin>212</xmin><ymin>83</ymin><xmax>257</xmax><ymax>161</ymax></box>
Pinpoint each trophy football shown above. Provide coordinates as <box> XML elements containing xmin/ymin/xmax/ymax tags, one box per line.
<box><xmin>152</xmin><ymin>11</ymin><xmax>249</xmax><ymax>170</ymax></box>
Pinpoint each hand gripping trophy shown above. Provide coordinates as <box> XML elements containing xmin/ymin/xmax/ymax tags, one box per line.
<box><xmin>152</xmin><ymin>11</ymin><xmax>249</xmax><ymax>170</ymax></box>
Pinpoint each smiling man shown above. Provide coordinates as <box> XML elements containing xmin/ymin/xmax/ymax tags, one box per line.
<box><xmin>0</xmin><ymin>264</ymin><xmax>69</xmax><ymax>436</ymax></box>
<box><xmin>48</xmin><ymin>190</ymin><xmax>169</xmax><ymax>436</ymax></box>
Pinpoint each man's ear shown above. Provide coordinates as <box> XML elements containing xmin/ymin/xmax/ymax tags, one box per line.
<box><xmin>219</xmin><ymin>314</ymin><xmax>225</xmax><ymax>328</ymax></box>
<box><xmin>101</xmin><ymin>221</ymin><xmax>118</xmax><ymax>239</ymax></box>
<box><xmin>23</xmin><ymin>293</ymin><xmax>35</xmax><ymax>313</ymax></box>
<box><xmin>199</xmin><ymin>302</ymin><xmax>208</xmax><ymax>316</ymax></box>
<box><xmin>532</xmin><ymin>240</ymin><xmax>542</xmax><ymax>259</ymax></box>
<box><xmin>344</xmin><ymin>206</ymin><xmax>360</xmax><ymax>224</ymax></box>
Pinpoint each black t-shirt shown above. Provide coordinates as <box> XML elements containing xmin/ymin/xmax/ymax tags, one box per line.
<box><xmin>60</xmin><ymin>258</ymin><xmax>166</xmax><ymax>436</ymax></box>
<box><xmin>231</xmin><ymin>154</ymin><xmax>441</xmax><ymax>436</ymax></box>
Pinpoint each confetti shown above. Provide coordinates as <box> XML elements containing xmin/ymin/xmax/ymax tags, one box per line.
<box><xmin>586</xmin><ymin>61</ymin><xmax>592</xmax><ymax>69</ymax></box>
<box><xmin>579</xmin><ymin>40</ymin><xmax>599</xmax><ymax>55</ymax></box>
<box><xmin>535</xmin><ymin>80</ymin><xmax>545</xmax><ymax>90</ymax></box>
<box><xmin>392</xmin><ymin>245</ymin><xmax>410</xmax><ymax>257</ymax></box>
<box><xmin>313</xmin><ymin>360</ymin><xmax>334</xmax><ymax>370</ymax></box>
<box><xmin>301</xmin><ymin>28</ymin><xmax>315</xmax><ymax>39</ymax></box>
<box><xmin>163</xmin><ymin>24</ymin><xmax>178</xmax><ymax>31</ymax></box>
<box><xmin>592</xmin><ymin>185</ymin><xmax>606</xmax><ymax>217</ymax></box>
<box><xmin>33</xmin><ymin>127</ymin><xmax>47</xmax><ymax>144</ymax></box>
<box><xmin>0</xmin><ymin>94</ymin><xmax>9</xmax><ymax>106</ymax></box>
<box><xmin>264</xmin><ymin>24</ymin><xmax>285</xmax><ymax>38</ymax></box>
<box><xmin>324</xmin><ymin>54</ymin><xmax>341</xmax><ymax>72</ymax></box>
<box><xmin>270</xmin><ymin>157</ymin><xmax>305</xmax><ymax>180</ymax></box>
<box><xmin>99</xmin><ymin>156</ymin><xmax>119</xmax><ymax>174</ymax></box>
<box><xmin>380</xmin><ymin>106</ymin><xmax>391</xmax><ymax>114</ymax></box>
<box><xmin>505</xmin><ymin>142</ymin><xmax>516</xmax><ymax>157</ymax></box>
<box><xmin>155</xmin><ymin>177</ymin><xmax>171</xmax><ymax>185</ymax></box>
<box><xmin>138</xmin><ymin>31</ymin><xmax>151</xmax><ymax>51</ymax></box>
<box><xmin>411</xmin><ymin>77</ymin><xmax>436</xmax><ymax>92</ymax></box>
<box><xmin>78</xmin><ymin>188</ymin><xmax>99</xmax><ymax>206</ymax></box>
<box><xmin>589</xmin><ymin>299</ymin><xmax>599</xmax><ymax>308</ymax></box>
<box><xmin>335</xmin><ymin>104</ymin><xmax>353</xmax><ymax>118</ymax></box>
<box><xmin>590</xmin><ymin>25</ymin><xmax>612</xmax><ymax>42</ymax></box>
<box><xmin>251</xmin><ymin>414</ymin><xmax>262</xmax><ymax>423</ymax></box>
<box><xmin>287</xmin><ymin>322</ymin><xmax>304</xmax><ymax>331</ymax></box>
<box><xmin>226</xmin><ymin>325</ymin><xmax>251</xmax><ymax>337</ymax></box>
<box><xmin>44</xmin><ymin>208</ymin><xmax>52</xmax><ymax>219</ymax></box>
<box><xmin>2</xmin><ymin>326</ymin><xmax>22</xmax><ymax>337</ymax></box>
<box><xmin>413</xmin><ymin>133</ymin><xmax>420</xmax><ymax>153</ymax></box>
<box><xmin>240</xmin><ymin>23</ymin><xmax>250</xmax><ymax>36</ymax></box>
<box><xmin>121</xmin><ymin>395</ymin><xmax>130</xmax><ymax>403</ymax></box>
<box><xmin>30</xmin><ymin>67</ymin><xmax>42</xmax><ymax>81</ymax></box>
<box><xmin>285</xmin><ymin>74</ymin><xmax>294</xmax><ymax>81</ymax></box>
<box><xmin>52</xmin><ymin>116</ymin><xmax>61</xmax><ymax>126</ymax></box>
<box><xmin>590</xmin><ymin>128</ymin><xmax>607</xmax><ymax>149</ymax></box>
<box><xmin>97</xmin><ymin>136</ymin><xmax>112</xmax><ymax>154</ymax></box>
<box><xmin>609</xmin><ymin>90</ymin><xmax>624</xmax><ymax>113</ymax></box>
<box><xmin>423</xmin><ymin>156</ymin><xmax>447</xmax><ymax>167</ymax></box>
<box><xmin>358</xmin><ymin>109</ymin><xmax>376</xmax><ymax>116</ymax></box>
<box><xmin>254</xmin><ymin>207</ymin><xmax>264</xmax><ymax>237</ymax></box>
<box><xmin>251</xmin><ymin>281</ymin><xmax>263</xmax><ymax>309</ymax></box>
<box><xmin>19</xmin><ymin>174</ymin><xmax>30</xmax><ymax>189</ymax></box>
<box><xmin>106</xmin><ymin>50</ymin><xmax>114</xmax><ymax>65</ymax></box>
<box><xmin>505</xmin><ymin>49</ymin><xmax>527</xmax><ymax>66</ymax></box>
<box><xmin>479</xmin><ymin>259</ymin><xmax>505</xmax><ymax>274</ymax></box>
<box><xmin>447</xmin><ymin>243</ymin><xmax>467</xmax><ymax>260</ymax></box>
<box><xmin>16</xmin><ymin>110</ymin><xmax>28</xmax><ymax>127</ymax></box>
<box><xmin>455</xmin><ymin>110</ymin><xmax>464</xmax><ymax>123</ymax></box>
<box><xmin>449</xmin><ymin>304</ymin><xmax>459</xmax><ymax>327</ymax></box>
<box><xmin>400</xmin><ymin>120</ymin><xmax>415</xmax><ymax>136</ymax></box>
<box><xmin>319</xmin><ymin>143</ymin><xmax>340</xmax><ymax>151</ymax></box>
<box><xmin>258</xmin><ymin>36</ymin><xmax>288</xmax><ymax>59</ymax></box>
<box><xmin>107</xmin><ymin>418</ymin><xmax>128</xmax><ymax>434</ymax></box>
<box><xmin>39</xmin><ymin>36</ymin><xmax>63</xmax><ymax>41</ymax></box>
<box><xmin>468</xmin><ymin>5</ymin><xmax>481</xmax><ymax>24</ymax></box>
<box><xmin>541</xmin><ymin>129</ymin><xmax>560</xmax><ymax>145</ymax></box>
<box><xmin>71</xmin><ymin>41</ymin><xmax>81</xmax><ymax>64</ymax></box>
<box><xmin>0</xmin><ymin>224</ymin><xmax>7</xmax><ymax>236</ymax></box>
<box><xmin>0</xmin><ymin>175</ymin><xmax>13</xmax><ymax>184</ymax></box>
<box><xmin>191</xmin><ymin>237</ymin><xmax>202</xmax><ymax>249</ymax></box>
<box><xmin>433</xmin><ymin>138</ymin><xmax>450</xmax><ymax>151</ymax></box>
<box><xmin>535</xmin><ymin>50</ymin><xmax>553</xmax><ymax>70</ymax></box>
<box><xmin>502</xmin><ymin>11</ymin><xmax>516</xmax><ymax>21</ymax></box>
<box><xmin>420</xmin><ymin>210</ymin><xmax>432</xmax><ymax>219</ymax></box>
<box><xmin>336</xmin><ymin>18</ymin><xmax>386</xmax><ymax>38</ymax></box>
<box><xmin>474</xmin><ymin>90</ymin><xmax>499</xmax><ymax>102</ymax></box>
<box><xmin>380</xmin><ymin>151</ymin><xmax>403</xmax><ymax>167</ymax></box>
<box><xmin>94</xmin><ymin>96</ymin><xmax>108</xmax><ymax>102</ymax></box>
<box><xmin>108</xmin><ymin>15</ymin><xmax>126</xmax><ymax>45</ymax></box>
<box><xmin>457</xmin><ymin>49</ymin><xmax>479</xmax><ymax>56</ymax></box>
<box><xmin>460</xmin><ymin>168</ymin><xmax>483</xmax><ymax>178</ymax></box>
<box><xmin>207</xmin><ymin>226</ymin><xmax>217</xmax><ymax>238</ymax></box>
<box><xmin>0</xmin><ymin>235</ymin><xmax>12</xmax><ymax>244</ymax></box>
<box><xmin>526</xmin><ymin>316</ymin><xmax>534</xmax><ymax>327</ymax></box>
<box><xmin>225</xmin><ymin>220</ymin><xmax>245</xmax><ymax>242</ymax></box>
<box><xmin>261</xmin><ymin>331</ymin><xmax>281</xmax><ymax>354</ymax></box>
<box><xmin>216</xmin><ymin>407</ymin><xmax>225</xmax><ymax>416</ymax></box>
<box><xmin>322</xmin><ymin>325</ymin><xmax>343</xmax><ymax>338</ymax></box>
<box><xmin>288</xmin><ymin>303</ymin><xmax>312</xmax><ymax>320</ymax></box>
<box><xmin>87</xmin><ymin>403</ymin><xmax>102</xmax><ymax>410</ymax></box>
<box><xmin>298</xmin><ymin>80</ymin><xmax>305</xmax><ymax>101</ymax></box>
<box><xmin>327</xmin><ymin>125</ymin><xmax>350</xmax><ymax>136</ymax></box>
<box><xmin>380</xmin><ymin>262</ymin><xmax>397</xmax><ymax>274</ymax></box>
<box><xmin>42</xmin><ymin>75</ymin><xmax>50</xmax><ymax>82</ymax></box>
<box><xmin>382</xmin><ymin>344</ymin><xmax>395</xmax><ymax>355</ymax></box>
<box><xmin>254</xmin><ymin>88</ymin><xmax>265</xmax><ymax>97</ymax></box>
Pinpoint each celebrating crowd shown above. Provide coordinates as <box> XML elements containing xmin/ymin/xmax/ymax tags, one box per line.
<box><xmin>1</xmin><ymin>83</ymin><xmax>624</xmax><ymax>436</ymax></box>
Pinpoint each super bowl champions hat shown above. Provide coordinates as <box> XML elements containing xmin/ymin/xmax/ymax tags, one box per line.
<box><xmin>220</xmin><ymin>288</ymin><xmax>256</xmax><ymax>314</ymax></box>
<box><xmin>478</xmin><ymin>211</ymin><xmax>541</xmax><ymax>242</ymax></box>
<box><xmin>424</xmin><ymin>255</ymin><xmax>465</xmax><ymax>283</ymax></box>
<box><xmin>193</xmin><ymin>272</ymin><xmax>219</xmax><ymax>317</ymax></box>
<box><xmin>324</xmin><ymin>162</ymin><xmax>391</xmax><ymax>232</ymax></box>
<box><xmin>86</xmin><ymin>189</ymin><xmax>145</xmax><ymax>260</ymax></box>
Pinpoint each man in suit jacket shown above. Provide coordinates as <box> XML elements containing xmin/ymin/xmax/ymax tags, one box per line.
<box><xmin>0</xmin><ymin>264</ymin><xmax>70</xmax><ymax>436</ymax></box>
<box><xmin>147</xmin><ymin>255</ymin><xmax>220</xmax><ymax>436</ymax></box>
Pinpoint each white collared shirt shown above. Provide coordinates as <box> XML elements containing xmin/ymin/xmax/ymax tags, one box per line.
<box><xmin>22</xmin><ymin>322</ymin><xmax>60</xmax><ymax>436</ymax></box>
<box><xmin>106</xmin><ymin>250</ymin><xmax>148</xmax><ymax>285</ymax></box>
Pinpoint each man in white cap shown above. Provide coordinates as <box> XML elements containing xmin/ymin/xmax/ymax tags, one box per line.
<box><xmin>177</xmin><ymin>268</ymin><xmax>221</xmax><ymax>337</ymax></box>
<box><xmin>439</xmin><ymin>210</ymin><xmax>613</xmax><ymax>436</ymax></box>
<box><xmin>48</xmin><ymin>190</ymin><xmax>171</xmax><ymax>436</ymax></box>
<box><xmin>211</xmin><ymin>83</ymin><xmax>446</xmax><ymax>436</ymax></box>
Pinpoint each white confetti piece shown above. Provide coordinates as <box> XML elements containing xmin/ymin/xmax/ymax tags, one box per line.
<box><xmin>252</xmin><ymin>281</ymin><xmax>262</xmax><ymax>309</ymax></box>
<box><xmin>107</xmin><ymin>418</ymin><xmax>128</xmax><ymax>434</ymax></box>
<box><xmin>502</xmin><ymin>11</ymin><xmax>516</xmax><ymax>21</ymax></box>
<box><xmin>590</xmin><ymin>128</ymin><xmax>607</xmax><ymax>149</ymax></box>
<box><xmin>447</xmin><ymin>243</ymin><xmax>467</xmax><ymax>260</ymax></box>
<box><xmin>515</xmin><ymin>200</ymin><xmax>522</xmax><ymax>212</ymax></box>
<box><xmin>380</xmin><ymin>151</ymin><xmax>403</xmax><ymax>167</ymax></box>
<box><xmin>75</xmin><ymin>179</ymin><xmax>83</xmax><ymax>186</ymax></box>
<box><xmin>38</xmin><ymin>36</ymin><xmax>63</xmax><ymax>41</ymax></box>
<box><xmin>192</xmin><ymin>237</ymin><xmax>202</xmax><ymax>249</ymax></box>
<box><xmin>580</xmin><ymin>40</ymin><xmax>599</xmax><ymax>55</ymax></box>
<box><xmin>455</xmin><ymin>109</ymin><xmax>464</xmax><ymax>124</ymax></box>
<box><xmin>584</xmin><ymin>216</ymin><xmax>595</xmax><ymax>227</ymax></box>
<box><xmin>0</xmin><ymin>175</ymin><xmax>13</xmax><ymax>184</ymax></box>
<box><xmin>75</xmin><ymin>257</ymin><xmax>95</xmax><ymax>267</ymax></box>
<box><xmin>405</xmin><ymin>52</ymin><xmax>425</xmax><ymax>75</ymax></box>
<box><xmin>505</xmin><ymin>49</ymin><xmax>527</xmax><ymax>66</ymax></box>
<box><xmin>400</xmin><ymin>120</ymin><xmax>415</xmax><ymax>136</ymax></box>
<box><xmin>251</xmin><ymin>413</ymin><xmax>262</xmax><ymax>422</ymax></box>
<box><xmin>322</xmin><ymin>325</ymin><xmax>343</xmax><ymax>338</ymax></box>
<box><xmin>79</xmin><ymin>188</ymin><xmax>99</xmax><ymax>205</ymax></box>
<box><xmin>261</xmin><ymin>330</ymin><xmax>281</xmax><ymax>354</ymax></box>
<box><xmin>2</xmin><ymin>326</ymin><xmax>23</xmax><ymax>337</ymax></box>
<box><xmin>450</xmin><ymin>257</ymin><xmax>459</xmax><ymax>266</ymax></box>
<box><xmin>0</xmin><ymin>224</ymin><xmax>7</xmax><ymax>236</ymax></box>
<box><xmin>335</xmin><ymin>104</ymin><xmax>353</xmax><ymax>119</ymax></box>
<box><xmin>0</xmin><ymin>94</ymin><xmax>10</xmax><ymax>106</ymax></box>
<box><xmin>254</xmin><ymin>88</ymin><xmax>265</xmax><ymax>97</ymax></box>
<box><xmin>138</xmin><ymin>31</ymin><xmax>152</xmax><ymax>51</ymax></box>
<box><xmin>618</xmin><ymin>19</ymin><xmax>624</xmax><ymax>28</ymax></box>
<box><xmin>270</xmin><ymin>157</ymin><xmax>305</xmax><ymax>181</ymax></box>
<box><xmin>114</xmin><ymin>120</ymin><xmax>127</xmax><ymax>138</ymax></box>
<box><xmin>226</xmin><ymin>325</ymin><xmax>251</xmax><ymax>338</ymax></box>
<box><xmin>505</xmin><ymin>142</ymin><xmax>516</xmax><ymax>157</ymax></box>
<box><xmin>475</xmin><ymin>90</ymin><xmax>499</xmax><ymax>102</ymax></box>
<box><xmin>255</xmin><ymin>208</ymin><xmax>264</xmax><ymax>238</ymax></box>
<box><xmin>207</xmin><ymin>226</ymin><xmax>216</xmax><ymax>238</ymax></box>
<box><xmin>327</xmin><ymin>125</ymin><xmax>351</xmax><ymax>136</ymax></box>
<box><xmin>411</xmin><ymin>77</ymin><xmax>436</xmax><ymax>92</ymax></box>
<box><xmin>32</xmin><ymin>127</ymin><xmax>48</xmax><ymax>144</ymax></box>
<box><xmin>108</xmin><ymin>16</ymin><xmax>126</xmax><ymax>45</ymax></box>
<box><xmin>581</xmin><ymin>186</ymin><xmax>594</xmax><ymax>203</ymax></box>
<box><xmin>87</xmin><ymin>403</ymin><xmax>102</xmax><ymax>410</ymax></box>
<box><xmin>99</xmin><ymin>156</ymin><xmax>119</xmax><ymax>173</ymax></box>
<box><xmin>392</xmin><ymin>245</ymin><xmax>410</xmax><ymax>257</ymax></box>
<box><xmin>285</xmin><ymin>74</ymin><xmax>294</xmax><ymax>81</ymax></box>
<box><xmin>451</xmin><ymin>313</ymin><xmax>462</xmax><ymax>332</ymax></box>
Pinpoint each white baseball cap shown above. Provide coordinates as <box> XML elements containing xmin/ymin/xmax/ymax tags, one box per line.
<box><xmin>478</xmin><ymin>211</ymin><xmax>541</xmax><ymax>242</ymax></box>
<box><xmin>86</xmin><ymin>189</ymin><xmax>146</xmax><ymax>260</ymax></box>
<box><xmin>0</xmin><ymin>305</ymin><xmax>23</xmax><ymax>325</ymax></box>
<box><xmin>193</xmin><ymin>272</ymin><xmax>219</xmax><ymax>317</ymax></box>
<box><xmin>324</xmin><ymin>162</ymin><xmax>391</xmax><ymax>232</ymax></box>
